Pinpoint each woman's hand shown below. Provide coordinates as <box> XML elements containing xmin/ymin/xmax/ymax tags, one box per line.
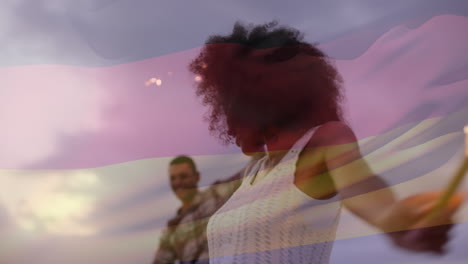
<box><xmin>319</xmin><ymin>122</ymin><xmax>465</xmax><ymax>253</ymax></box>
<box><xmin>377</xmin><ymin>192</ymin><xmax>464</xmax><ymax>253</ymax></box>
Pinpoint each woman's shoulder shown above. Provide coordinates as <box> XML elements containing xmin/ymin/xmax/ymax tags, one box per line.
<box><xmin>310</xmin><ymin>121</ymin><xmax>358</xmax><ymax>147</ymax></box>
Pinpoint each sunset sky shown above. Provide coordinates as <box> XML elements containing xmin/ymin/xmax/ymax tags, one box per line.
<box><xmin>1</xmin><ymin>1</ymin><xmax>468</xmax><ymax>263</ymax></box>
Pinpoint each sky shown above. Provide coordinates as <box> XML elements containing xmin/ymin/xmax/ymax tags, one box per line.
<box><xmin>0</xmin><ymin>0</ymin><xmax>467</xmax><ymax>66</ymax></box>
<box><xmin>1</xmin><ymin>0</ymin><xmax>468</xmax><ymax>263</ymax></box>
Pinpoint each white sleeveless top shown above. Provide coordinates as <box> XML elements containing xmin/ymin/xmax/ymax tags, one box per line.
<box><xmin>207</xmin><ymin>126</ymin><xmax>342</xmax><ymax>264</ymax></box>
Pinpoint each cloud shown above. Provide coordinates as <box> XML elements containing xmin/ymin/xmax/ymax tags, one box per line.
<box><xmin>1</xmin><ymin>14</ymin><xmax>465</xmax><ymax>170</ymax></box>
<box><xmin>0</xmin><ymin>170</ymin><xmax>101</xmax><ymax>236</ymax></box>
<box><xmin>335</xmin><ymin>15</ymin><xmax>468</xmax><ymax>138</ymax></box>
<box><xmin>0</xmin><ymin>66</ymin><xmax>107</xmax><ymax>168</ymax></box>
<box><xmin>0</xmin><ymin>203</ymin><xmax>11</xmax><ymax>230</ymax></box>
<box><xmin>1</xmin><ymin>0</ymin><xmax>468</xmax><ymax>66</ymax></box>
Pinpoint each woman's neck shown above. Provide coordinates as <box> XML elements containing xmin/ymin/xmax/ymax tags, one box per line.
<box><xmin>264</xmin><ymin>126</ymin><xmax>310</xmax><ymax>166</ymax></box>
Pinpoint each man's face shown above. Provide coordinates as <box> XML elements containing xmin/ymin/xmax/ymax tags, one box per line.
<box><xmin>169</xmin><ymin>163</ymin><xmax>200</xmax><ymax>202</ymax></box>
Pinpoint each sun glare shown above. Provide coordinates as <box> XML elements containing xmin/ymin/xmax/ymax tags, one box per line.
<box><xmin>10</xmin><ymin>171</ymin><xmax>100</xmax><ymax>236</ymax></box>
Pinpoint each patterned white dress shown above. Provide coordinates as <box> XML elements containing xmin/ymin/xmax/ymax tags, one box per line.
<box><xmin>207</xmin><ymin>127</ymin><xmax>342</xmax><ymax>264</ymax></box>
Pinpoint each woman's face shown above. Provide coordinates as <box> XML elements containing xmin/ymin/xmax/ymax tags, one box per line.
<box><xmin>235</xmin><ymin>126</ymin><xmax>265</xmax><ymax>156</ymax></box>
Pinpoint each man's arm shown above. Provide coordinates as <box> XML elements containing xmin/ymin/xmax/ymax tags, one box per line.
<box><xmin>211</xmin><ymin>170</ymin><xmax>243</xmax><ymax>197</ymax></box>
<box><xmin>210</xmin><ymin>155</ymin><xmax>262</xmax><ymax>199</ymax></box>
<box><xmin>152</xmin><ymin>229</ymin><xmax>177</xmax><ymax>264</ymax></box>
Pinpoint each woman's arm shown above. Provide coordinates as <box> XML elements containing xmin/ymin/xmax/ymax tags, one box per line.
<box><xmin>320</xmin><ymin>121</ymin><xmax>463</xmax><ymax>252</ymax></box>
<box><xmin>319</xmin><ymin>121</ymin><xmax>396</xmax><ymax>228</ymax></box>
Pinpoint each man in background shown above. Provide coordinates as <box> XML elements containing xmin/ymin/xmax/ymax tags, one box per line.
<box><xmin>152</xmin><ymin>155</ymin><xmax>245</xmax><ymax>264</ymax></box>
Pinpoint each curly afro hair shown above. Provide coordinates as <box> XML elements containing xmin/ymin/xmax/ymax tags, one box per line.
<box><xmin>189</xmin><ymin>21</ymin><xmax>343</xmax><ymax>144</ymax></box>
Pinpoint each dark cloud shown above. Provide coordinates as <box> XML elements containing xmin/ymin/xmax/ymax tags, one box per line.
<box><xmin>1</xmin><ymin>0</ymin><xmax>467</xmax><ymax>66</ymax></box>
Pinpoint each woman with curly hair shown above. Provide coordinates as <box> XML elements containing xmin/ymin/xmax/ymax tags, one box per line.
<box><xmin>189</xmin><ymin>22</ymin><xmax>462</xmax><ymax>264</ymax></box>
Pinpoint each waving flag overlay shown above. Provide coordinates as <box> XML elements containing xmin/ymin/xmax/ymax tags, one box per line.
<box><xmin>1</xmin><ymin>2</ymin><xmax>468</xmax><ymax>263</ymax></box>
